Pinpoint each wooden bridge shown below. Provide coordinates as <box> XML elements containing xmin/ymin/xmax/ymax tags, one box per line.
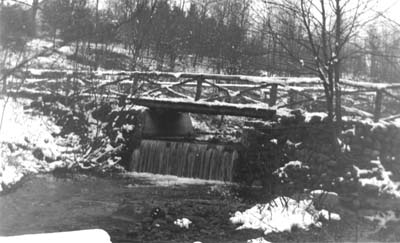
<box><xmin>6</xmin><ymin>68</ymin><xmax>400</xmax><ymax>121</ymax></box>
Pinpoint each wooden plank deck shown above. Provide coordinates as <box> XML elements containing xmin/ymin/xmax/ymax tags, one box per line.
<box><xmin>129</xmin><ymin>97</ymin><xmax>276</xmax><ymax>119</ymax></box>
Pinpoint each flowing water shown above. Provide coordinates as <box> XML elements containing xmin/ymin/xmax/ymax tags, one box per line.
<box><xmin>0</xmin><ymin>173</ymin><xmax>237</xmax><ymax>242</ymax></box>
<box><xmin>130</xmin><ymin>140</ymin><xmax>239</xmax><ymax>181</ymax></box>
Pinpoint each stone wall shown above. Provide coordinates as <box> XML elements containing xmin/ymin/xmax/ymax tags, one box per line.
<box><xmin>341</xmin><ymin>120</ymin><xmax>400</xmax><ymax>180</ymax></box>
<box><xmin>239</xmin><ymin>109</ymin><xmax>400</xmax><ymax>199</ymax></box>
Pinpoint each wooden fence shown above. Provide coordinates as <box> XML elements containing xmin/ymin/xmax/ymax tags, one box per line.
<box><xmin>5</xmin><ymin>68</ymin><xmax>400</xmax><ymax>121</ymax></box>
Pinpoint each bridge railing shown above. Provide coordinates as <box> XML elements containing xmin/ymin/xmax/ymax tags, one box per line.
<box><xmin>4</xmin><ymin>68</ymin><xmax>400</xmax><ymax>121</ymax></box>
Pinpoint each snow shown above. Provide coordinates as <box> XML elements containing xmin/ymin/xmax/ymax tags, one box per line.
<box><xmin>318</xmin><ymin>209</ymin><xmax>341</xmax><ymax>221</ymax></box>
<box><xmin>58</xmin><ymin>46</ymin><xmax>75</xmax><ymax>56</ymax></box>
<box><xmin>304</xmin><ymin>112</ymin><xmax>328</xmax><ymax>122</ymax></box>
<box><xmin>364</xmin><ymin>211</ymin><xmax>400</xmax><ymax>232</ymax></box>
<box><xmin>247</xmin><ymin>237</ymin><xmax>271</xmax><ymax>243</ymax></box>
<box><xmin>230</xmin><ymin>196</ymin><xmax>342</xmax><ymax>236</ymax></box>
<box><xmin>1</xmin><ymin>166</ymin><xmax>24</xmax><ymax>187</ymax></box>
<box><xmin>274</xmin><ymin>161</ymin><xmax>309</xmax><ymax>179</ymax></box>
<box><xmin>0</xmin><ymin>229</ymin><xmax>111</xmax><ymax>243</ymax></box>
<box><xmin>0</xmin><ymin>99</ymin><xmax>60</xmax><ymax>146</ymax></box>
<box><xmin>230</xmin><ymin>196</ymin><xmax>321</xmax><ymax>235</ymax></box>
<box><xmin>174</xmin><ymin>218</ymin><xmax>192</xmax><ymax>229</ymax></box>
<box><xmin>132</xmin><ymin>96</ymin><xmax>274</xmax><ymax>110</ymax></box>
<box><xmin>123</xmin><ymin>172</ymin><xmax>228</xmax><ymax>186</ymax></box>
<box><xmin>354</xmin><ymin>160</ymin><xmax>400</xmax><ymax>197</ymax></box>
<box><xmin>0</xmin><ymin>98</ymin><xmax>78</xmax><ymax>191</ymax></box>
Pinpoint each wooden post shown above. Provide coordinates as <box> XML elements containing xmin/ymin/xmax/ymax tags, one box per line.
<box><xmin>289</xmin><ymin>89</ymin><xmax>296</xmax><ymax>109</ymax></box>
<box><xmin>374</xmin><ymin>89</ymin><xmax>383</xmax><ymax>122</ymax></box>
<box><xmin>2</xmin><ymin>76</ymin><xmax>7</xmax><ymax>94</ymax></box>
<box><xmin>195</xmin><ymin>77</ymin><xmax>203</xmax><ymax>101</ymax></box>
<box><xmin>269</xmin><ymin>84</ymin><xmax>278</xmax><ymax>106</ymax></box>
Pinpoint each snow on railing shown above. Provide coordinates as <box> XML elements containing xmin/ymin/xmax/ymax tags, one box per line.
<box><xmin>6</xmin><ymin>68</ymin><xmax>400</xmax><ymax>121</ymax></box>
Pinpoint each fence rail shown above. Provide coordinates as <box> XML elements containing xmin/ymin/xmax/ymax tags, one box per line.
<box><xmin>5</xmin><ymin>68</ymin><xmax>400</xmax><ymax>121</ymax></box>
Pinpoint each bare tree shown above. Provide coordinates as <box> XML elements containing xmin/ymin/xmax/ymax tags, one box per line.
<box><xmin>261</xmin><ymin>0</ymin><xmax>373</xmax><ymax>135</ymax></box>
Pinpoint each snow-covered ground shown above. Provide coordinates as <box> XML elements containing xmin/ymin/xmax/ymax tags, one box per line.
<box><xmin>230</xmin><ymin>196</ymin><xmax>340</xmax><ymax>236</ymax></box>
<box><xmin>0</xmin><ymin>97</ymin><xmax>78</xmax><ymax>192</ymax></box>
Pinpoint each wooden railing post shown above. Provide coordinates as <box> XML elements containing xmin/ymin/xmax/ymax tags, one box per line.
<box><xmin>374</xmin><ymin>89</ymin><xmax>383</xmax><ymax>122</ymax></box>
<box><xmin>289</xmin><ymin>89</ymin><xmax>296</xmax><ymax>109</ymax></box>
<box><xmin>195</xmin><ymin>77</ymin><xmax>204</xmax><ymax>101</ymax></box>
<box><xmin>2</xmin><ymin>72</ymin><xmax>7</xmax><ymax>93</ymax></box>
<box><xmin>269</xmin><ymin>84</ymin><xmax>278</xmax><ymax>106</ymax></box>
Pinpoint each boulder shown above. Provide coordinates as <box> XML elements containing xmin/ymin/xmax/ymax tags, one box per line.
<box><xmin>310</xmin><ymin>190</ymin><xmax>340</xmax><ymax>211</ymax></box>
<box><xmin>32</xmin><ymin>147</ymin><xmax>44</xmax><ymax>160</ymax></box>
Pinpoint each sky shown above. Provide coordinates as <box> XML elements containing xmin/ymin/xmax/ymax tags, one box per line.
<box><xmin>375</xmin><ymin>0</ymin><xmax>400</xmax><ymax>26</ymax></box>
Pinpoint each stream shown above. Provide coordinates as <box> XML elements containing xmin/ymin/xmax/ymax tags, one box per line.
<box><xmin>0</xmin><ymin>172</ymin><xmax>251</xmax><ymax>243</ymax></box>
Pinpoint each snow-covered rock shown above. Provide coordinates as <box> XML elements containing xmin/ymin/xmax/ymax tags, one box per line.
<box><xmin>230</xmin><ymin>196</ymin><xmax>320</xmax><ymax>235</ymax></box>
<box><xmin>318</xmin><ymin>209</ymin><xmax>341</xmax><ymax>221</ymax></box>
<box><xmin>247</xmin><ymin>237</ymin><xmax>271</xmax><ymax>243</ymax></box>
<box><xmin>310</xmin><ymin>190</ymin><xmax>340</xmax><ymax>211</ymax></box>
<box><xmin>174</xmin><ymin>218</ymin><xmax>192</xmax><ymax>229</ymax></box>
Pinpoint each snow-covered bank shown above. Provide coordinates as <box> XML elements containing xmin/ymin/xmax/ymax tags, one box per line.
<box><xmin>0</xmin><ymin>97</ymin><xmax>79</xmax><ymax>192</ymax></box>
<box><xmin>230</xmin><ymin>196</ymin><xmax>340</xmax><ymax>236</ymax></box>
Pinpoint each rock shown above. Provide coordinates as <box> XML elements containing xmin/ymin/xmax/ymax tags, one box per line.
<box><xmin>191</xmin><ymin>216</ymin><xmax>208</xmax><ymax>227</ymax></box>
<box><xmin>165</xmin><ymin>215</ymin><xmax>174</xmax><ymax>224</ymax></box>
<box><xmin>310</xmin><ymin>190</ymin><xmax>340</xmax><ymax>211</ymax></box>
<box><xmin>7</xmin><ymin>143</ymin><xmax>17</xmax><ymax>153</ymax></box>
<box><xmin>361</xmin><ymin>183</ymin><xmax>380</xmax><ymax>195</ymax></box>
<box><xmin>365</xmin><ymin>198</ymin><xmax>400</xmax><ymax>210</ymax></box>
<box><xmin>316</xmin><ymin>153</ymin><xmax>330</xmax><ymax>162</ymax></box>
<box><xmin>30</xmin><ymin>99</ymin><xmax>43</xmax><ymax>109</ymax></box>
<box><xmin>152</xmin><ymin>218</ymin><xmax>167</xmax><ymax>228</ymax></box>
<box><xmin>363</xmin><ymin>148</ymin><xmax>373</xmax><ymax>157</ymax></box>
<box><xmin>342</xmin><ymin>129</ymin><xmax>355</xmax><ymax>138</ymax></box>
<box><xmin>150</xmin><ymin>207</ymin><xmax>166</xmax><ymax>219</ymax></box>
<box><xmin>251</xmin><ymin>180</ymin><xmax>263</xmax><ymax>187</ymax></box>
<box><xmin>373</xmin><ymin>141</ymin><xmax>382</xmax><ymax>151</ymax></box>
<box><xmin>141</xmin><ymin>217</ymin><xmax>153</xmax><ymax>230</ymax></box>
<box><xmin>290</xmin><ymin>109</ymin><xmax>305</xmax><ymax>123</ymax></box>
<box><xmin>32</xmin><ymin>147</ymin><xmax>44</xmax><ymax>160</ymax></box>
<box><xmin>280</xmin><ymin>115</ymin><xmax>296</xmax><ymax>126</ymax></box>
<box><xmin>247</xmin><ymin>237</ymin><xmax>271</xmax><ymax>243</ymax></box>
<box><xmin>42</xmin><ymin>147</ymin><xmax>59</xmax><ymax>162</ymax></box>
<box><xmin>325</xmin><ymin>160</ymin><xmax>337</xmax><ymax>167</ymax></box>
<box><xmin>371</xmin><ymin>150</ymin><xmax>380</xmax><ymax>158</ymax></box>
<box><xmin>92</xmin><ymin>103</ymin><xmax>112</xmax><ymax>122</ymax></box>
<box><xmin>48</xmin><ymin>161</ymin><xmax>68</xmax><ymax>171</ymax></box>
<box><xmin>309</xmin><ymin>115</ymin><xmax>322</xmax><ymax>124</ymax></box>
<box><xmin>358</xmin><ymin>209</ymin><xmax>378</xmax><ymax>217</ymax></box>
<box><xmin>174</xmin><ymin>218</ymin><xmax>192</xmax><ymax>229</ymax></box>
<box><xmin>363</xmin><ymin>136</ymin><xmax>374</xmax><ymax>147</ymax></box>
<box><xmin>318</xmin><ymin>209</ymin><xmax>341</xmax><ymax>221</ymax></box>
<box><xmin>350</xmin><ymin>198</ymin><xmax>360</xmax><ymax>208</ymax></box>
<box><xmin>350</xmin><ymin>144</ymin><xmax>362</xmax><ymax>153</ymax></box>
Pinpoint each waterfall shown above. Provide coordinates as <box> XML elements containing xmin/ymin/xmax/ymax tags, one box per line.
<box><xmin>130</xmin><ymin>140</ymin><xmax>239</xmax><ymax>181</ymax></box>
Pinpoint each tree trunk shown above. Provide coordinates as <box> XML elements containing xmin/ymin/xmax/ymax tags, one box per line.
<box><xmin>94</xmin><ymin>0</ymin><xmax>99</xmax><ymax>70</ymax></box>
<box><xmin>31</xmin><ymin>0</ymin><xmax>39</xmax><ymax>36</ymax></box>
<box><xmin>334</xmin><ymin>0</ymin><xmax>342</xmax><ymax>124</ymax></box>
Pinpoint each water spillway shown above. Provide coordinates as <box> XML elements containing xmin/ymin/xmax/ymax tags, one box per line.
<box><xmin>129</xmin><ymin>140</ymin><xmax>239</xmax><ymax>182</ymax></box>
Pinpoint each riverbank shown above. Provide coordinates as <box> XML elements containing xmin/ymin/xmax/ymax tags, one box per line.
<box><xmin>3</xmin><ymin>172</ymin><xmax>400</xmax><ymax>242</ymax></box>
<box><xmin>2</xmin><ymin>95</ymin><xmax>400</xmax><ymax>242</ymax></box>
<box><xmin>0</xmin><ymin>97</ymin><xmax>80</xmax><ymax>192</ymax></box>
